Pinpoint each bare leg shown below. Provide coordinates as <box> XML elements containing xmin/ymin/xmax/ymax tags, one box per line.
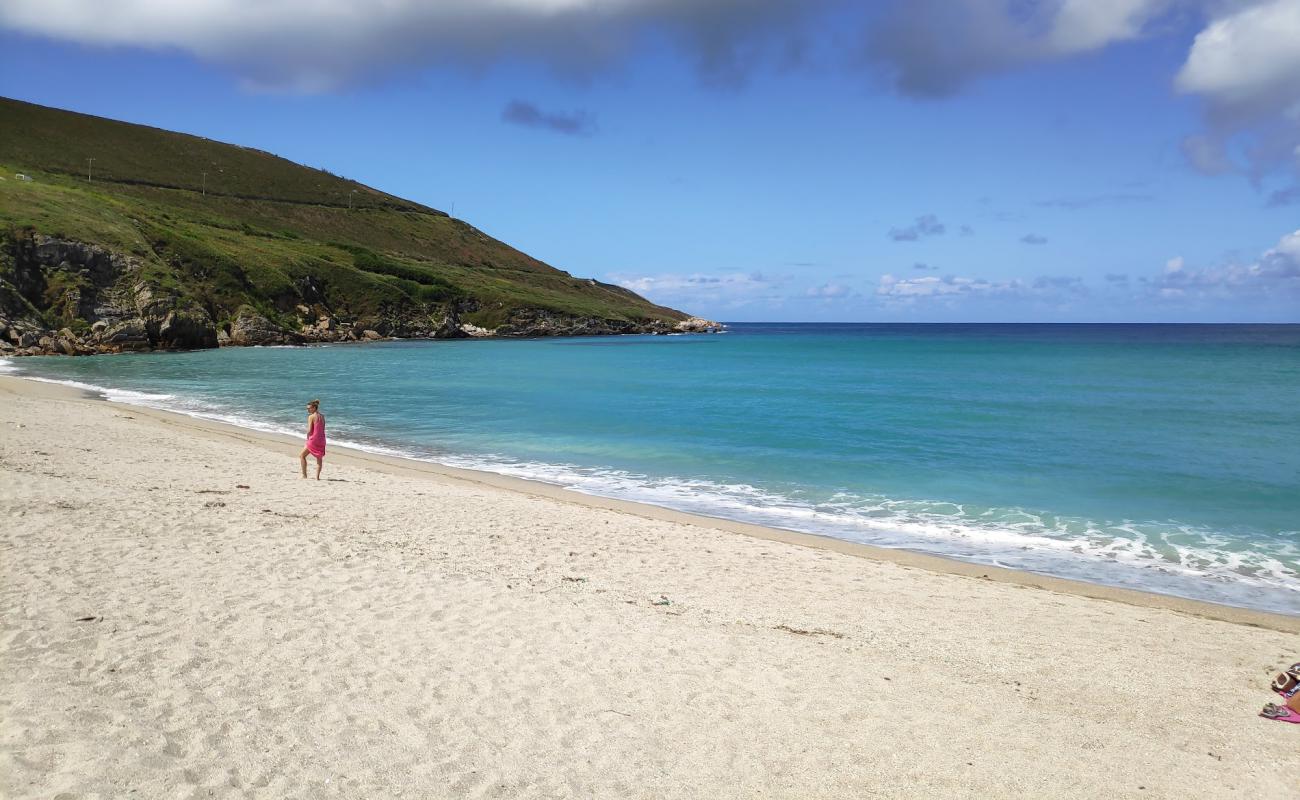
<box><xmin>314</xmin><ymin>455</ymin><xmax>323</xmax><ymax>481</ymax></box>
<box><xmin>299</xmin><ymin>448</ymin><xmax>309</xmax><ymax>478</ymax></box>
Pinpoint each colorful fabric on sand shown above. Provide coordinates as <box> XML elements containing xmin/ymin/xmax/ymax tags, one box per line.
<box><xmin>306</xmin><ymin>413</ymin><xmax>326</xmax><ymax>457</ymax></box>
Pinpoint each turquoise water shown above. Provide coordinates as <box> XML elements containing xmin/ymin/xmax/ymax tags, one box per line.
<box><xmin>5</xmin><ymin>323</ymin><xmax>1298</xmax><ymax>614</ymax></box>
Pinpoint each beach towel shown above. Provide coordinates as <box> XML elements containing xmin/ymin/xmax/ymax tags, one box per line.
<box><xmin>1260</xmin><ymin>703</ymin><xmax>1300</xmax><ymax>724</ymax></box>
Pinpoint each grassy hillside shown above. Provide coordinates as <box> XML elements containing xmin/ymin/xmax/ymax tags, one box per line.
<box><xmin>0</xmin><ymin>97</ymin><xmax>689</xmax><ymax>350</ymax></box>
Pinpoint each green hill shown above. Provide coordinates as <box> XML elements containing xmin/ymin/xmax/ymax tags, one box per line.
<box><xmin>0</xmin><ymin>97</ymin><xmax>704</xmax><ymax>354</ymax></box>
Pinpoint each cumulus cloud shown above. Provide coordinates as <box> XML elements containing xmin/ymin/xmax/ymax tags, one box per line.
<box><xmin>888</xmin><ymin>213</ymin><xmax>945</xmax><ymax>242</ymax></box>
<box><xmin>1174</xmin><ymin>0</ymin><xmax>1300</xmax><ymax>191</ymax></box>
<box><xmin>1146</xmin><ymin>229</ymin><xmax>1300</xmax><ymax>300</ymax></box>
<box><xmin>0</xmin><ymin>0</ymin><xmax>811</xmax><ymax>91</ymax></box>
<box><xmin>864</xmin><ymin>0</ymin><xmax>1175</xmax><ymax>97</ymax></box>
<box><xmin>859</xmin><ymin>0</ymin><xmax>1299</xmax><ymax>193</ymax></box>
<box><xmin>1020</xmin><ymin>233</ymin><xmax>1049</xmax><ymax>245</ymax></box>
<box><xmin>502</xmin><ymin>100</ymin><xmax>596</xmax><ymax>136</ymax></box>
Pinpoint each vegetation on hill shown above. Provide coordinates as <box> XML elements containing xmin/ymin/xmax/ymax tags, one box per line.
<box><xmin>0</xmin><ymin>97</ymin><xmax>701</xmax><ymax>355</ymax></box>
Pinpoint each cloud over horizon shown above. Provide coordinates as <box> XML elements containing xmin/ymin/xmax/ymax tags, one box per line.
<box><xmin>1149</xmin><ymin>228</ymin><xmax>1300</xmax><ymax>301</ymax></box>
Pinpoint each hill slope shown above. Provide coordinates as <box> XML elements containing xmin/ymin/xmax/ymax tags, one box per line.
<box><xmin>0</xmin><ymin>97</ymin><xmax>706</xmax><ymax>355</ymax></box>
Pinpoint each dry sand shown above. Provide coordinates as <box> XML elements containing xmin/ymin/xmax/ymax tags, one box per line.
<box><xmin>1</xmin><ymin>374</ymin><xmax>1297</xmax><ymax>799</ymax></box>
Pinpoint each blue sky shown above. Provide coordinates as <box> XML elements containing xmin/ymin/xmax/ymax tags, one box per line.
<box><xmin>2</xmin><ymin>1</ymin><xmax>1298</xmax><ymax>322</ymax></box>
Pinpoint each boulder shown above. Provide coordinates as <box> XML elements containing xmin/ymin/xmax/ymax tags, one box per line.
<box><xmin>100</xmin><ymin>318</ymin><xmax>151</xmax><ymax>351</ymax></box>
<box><xmin>360</xmin><ymin>329</ymin><xmax>384</xmax><ymax>341</ymax></box>
<box><xmin>674</xmin><ymin>316</ymin><xmax>724</xmax><ymax>333</ymax></box>
<box><xmin>156</xmin><ymin>309</ymin><xmax>218</xmax><ymax>349</ymax></box>
<box><xmin>230</xmin><ymin>310</ymin><xmax>297</xmax><ymax>346</ymax></box>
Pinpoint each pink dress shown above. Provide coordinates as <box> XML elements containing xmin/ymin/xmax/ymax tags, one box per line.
<box><xmin>306</xmin><ymin>413</ymin><xmax>326</xmax><ymax>458</ymax></box>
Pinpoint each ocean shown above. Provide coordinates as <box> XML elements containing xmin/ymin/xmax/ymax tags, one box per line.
<box><xmin>4</xmin><ymin>323</ymin><xmax>1298</xmax><ymax>614</ymax></box>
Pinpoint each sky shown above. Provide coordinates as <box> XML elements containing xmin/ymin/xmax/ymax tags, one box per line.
<box><xmin>1</xmin><ymin>1</ymin><xmax>1298</xmax><ymax>322</ymax></box>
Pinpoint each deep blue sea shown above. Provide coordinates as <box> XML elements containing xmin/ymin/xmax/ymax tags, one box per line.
<box><xmin>5</xmin><ymin>323</ymin><xmax>1298</xmax><ymax>614</ymax></box>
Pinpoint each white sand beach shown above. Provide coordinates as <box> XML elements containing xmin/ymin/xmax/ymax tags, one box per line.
<box><xmin>1</xmin><ymin>374</ymin><xmax>1297</xmax><ymax>799</ymax></box>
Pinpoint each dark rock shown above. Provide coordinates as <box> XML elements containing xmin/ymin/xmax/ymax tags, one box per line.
<box><xmin>156</xmin><ymin>309</ymin><xmax>218</xmax><ymax>349</ymax></box>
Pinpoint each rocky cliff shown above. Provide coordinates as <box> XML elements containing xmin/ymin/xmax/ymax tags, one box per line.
<box><xmin>0</xmin><ymin>233</ymin><xmax>720</xmax><ymax>357</ymax></box>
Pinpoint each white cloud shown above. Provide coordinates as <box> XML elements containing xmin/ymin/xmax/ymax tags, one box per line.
<box><xmin>1147</xmin><ymin>228</ymin><xmax>1300</xmax><ymax>298</ymax></box>
<box><xmin>0</xmin><ymin>0</ymin><xmax>808</xmax><ymax>91</ymax></box>
<box><xmin>1048</xmin><ymin>0</ymin><xmax>1173</xmax><ymax>54</ymax></box>
<box><xmin>876</xmin><ymin>273</ymin><xmax>1027</xmax><ymax>299</ymax></box>
<box><xmin>865</xmin><ymin>0</ymin><xmax>1173</xmax><ymax>96</ymax></box>
<box><xmin>611</xmin><ymin>270</ymin><xmax>783</xmax><ymax>307</ymax></box>
<box><xmin>1176</xmin><ymin>0</ymin><xmax>1300</xmax><ymax>113</ymax></box>
<box><xmin>1174</xmin><ymin>0</ymin><xmax>1300</xmax><ymax>187</ymax></box>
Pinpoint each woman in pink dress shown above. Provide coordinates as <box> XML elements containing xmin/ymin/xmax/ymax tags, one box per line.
<box><xmin>299</xmin><ymin>399</ymin><xmax>326</xmax><ymax>480</ymax></box>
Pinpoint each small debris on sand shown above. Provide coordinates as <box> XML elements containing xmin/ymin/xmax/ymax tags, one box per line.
<box><xmin>774</xmin><ymin>624</ymin><xmax>845</xmax><ymax>639</ymax></box>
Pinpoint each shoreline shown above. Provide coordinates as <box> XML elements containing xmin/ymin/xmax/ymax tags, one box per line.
<box><xmin>5</xmin><ymin>370</ymin><xmax>1299</xmax><ymax>798</ymax></box>
<box><xmin>3</xmin><ymin>373</ymin><xmax>1293</xmax><ymax>633</ymax></box>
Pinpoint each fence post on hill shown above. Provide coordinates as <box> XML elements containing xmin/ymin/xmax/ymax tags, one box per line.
<box><xmin>202</xmin><ymin>171</ymin><xmax>206</xmax><ymax>196</ymax></box>
<box><xmin>86</xmin><ymin>157</ymin><xmax>94</xmax><ymax>183</ymax></box>
<box><xmin>349</xmin><ymin>189</ymin><xmax>356</xmax><ymax>210</ymax></box>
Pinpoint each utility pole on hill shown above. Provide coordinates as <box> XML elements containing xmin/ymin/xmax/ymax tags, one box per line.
<box><xmin>349</xmin><ymin>189</ymin><xmax>356</xmax><ymax>210</ymax></box>
<box><xmin>202</xmin><ymin>171</ymin><xmax>207</xmax><ymax>196</ymax></box>
<box><xmin>86</xmin><ymin>157</ymin><xmax>94</xmax><ymax>183</ymax></box>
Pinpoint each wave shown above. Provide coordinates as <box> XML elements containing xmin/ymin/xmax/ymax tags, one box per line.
<box><xmin>4</xmin><ymin>360</ymin><xmax>1296</xmax><ymax>615</ymax></box>
<box><xmin>425</xmin><ymin>453</ymin><xmax>1299</xmax><ymax>613</ymax></box>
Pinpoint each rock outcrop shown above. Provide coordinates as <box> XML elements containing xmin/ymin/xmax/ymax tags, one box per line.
<box><xmin>229</xmin><ymin>309</ymin><xmax>300</xmax><ymax>347</ymax></box>
<box><xmin>0</xmin><ymin>234</ymin><xmax>220</xmax><ymax>355</ymax></box>
<box><xmin>0</xmin><ymin>233</ymin><xmax>719</xmax><ymax>358</ymax></box>
<box><xmin>674</xmin><ymin>316</ymin><xmax>724</xmax><ymax>333</ymax></box>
